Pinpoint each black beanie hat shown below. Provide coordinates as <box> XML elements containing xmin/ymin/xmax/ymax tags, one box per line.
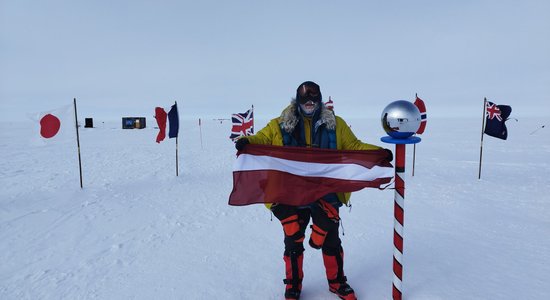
<box><xmin>296</xmin><ymin>81</ymin><xmax>322</xmax><ymax>104</ymax></box>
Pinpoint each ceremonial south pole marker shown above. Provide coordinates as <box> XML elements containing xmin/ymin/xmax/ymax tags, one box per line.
<box><xmin>380</xmin><ymin>100</ymin><xmax>422</xmax><ymax>300</ymax></box>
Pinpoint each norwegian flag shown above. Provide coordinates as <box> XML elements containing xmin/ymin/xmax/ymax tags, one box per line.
<box><xmin>325</xmin><ymin>96</ymin><xmax>334</xmax><ymax>111</ymax></box>
<box><xmin>484</xmin><ymin>101</ymin><xmax>512</xmax><ymax>140</ymax></box>
<box><xmin>230</xmin><ymin>108</ymin><xmax>254</xmax><ymax>141</ymax></box>
<box><xmin>414</xmin><ymin>96</ymin><xmax>427</xmax><ymax>134</ymax></box>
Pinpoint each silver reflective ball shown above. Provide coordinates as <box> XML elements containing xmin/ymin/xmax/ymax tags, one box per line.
<box><xmin>381</xmin><ymin>100</ymin><xmax>421</xmax><ymax>139</ymax></box>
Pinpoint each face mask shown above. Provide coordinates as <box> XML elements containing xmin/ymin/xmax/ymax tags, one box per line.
<box><xmin>299</xmin><ymin>101</ymin><xmax>318</xmax><ymax>116</ymax></box>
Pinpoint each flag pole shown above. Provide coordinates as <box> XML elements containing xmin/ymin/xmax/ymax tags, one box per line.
<box><xmin>175</xmin><ymin>101</ymin><xmax>179</xmax><ymax>177</ymax></box>
<box><xmin>73</xmin><ymin>98</ymin><xmax>83</xmax><ymax>188</ymax></box>
<box><xmin>251</xmin><ymin>104</ymin><xmax>255</xmax><ymax>133</ymax></box>
<box><xmin>478</xmin><ymin>98</ymin><xmax>487</xmax><ymax>179</ymax></box>
<box><xmin>412</xmin><ymin>93</ymin><xmax>417</xmax><ymax>177</ymax></box>
<box><xmin>199</xmin><ymin>118</ymin><xmax>203</xmax><ymax>149</ymax></box>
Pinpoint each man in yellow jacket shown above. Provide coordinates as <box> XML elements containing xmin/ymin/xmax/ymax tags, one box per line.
<box><xmin>235</xmin><ymin>81</ymin><xmax>392</xmax><ymax>300</ymax></box>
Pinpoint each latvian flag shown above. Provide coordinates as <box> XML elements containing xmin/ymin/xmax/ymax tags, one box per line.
<box><xmin>230</xmin><ymin>108</ymin><xmax>254</xmax><ymax>141</ymax></box>
<box><xmin>228</xmin><ymin>144</ymin><xmax>394</xmax><ymax>206</ymax></box>
<box><xmin>154</xmin><ymin>102</ymin><xmax>179</xmax><ymax>143</ymax></box>
<box><xmin>414</xmin><ymin>96</ymin><xmax>427</xmax><ymax>134</ymax></box>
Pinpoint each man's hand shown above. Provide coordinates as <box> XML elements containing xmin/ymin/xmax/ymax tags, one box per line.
<box><xmin>235</xmin><ymin>138</ymin><xmax>250</xmax><ymax>151</ymax></box>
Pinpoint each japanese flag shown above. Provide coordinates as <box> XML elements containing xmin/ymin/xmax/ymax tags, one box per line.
<box><xmin>32</xmin><ymin>104</ymin><xmax>76</xmax><ymax>143</ymax></box>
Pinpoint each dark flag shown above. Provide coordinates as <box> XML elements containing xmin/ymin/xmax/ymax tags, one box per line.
<box><xmin>167</xmin><ymin>103</ymin><xmax>179</xmax><ymax>138</ymax></box>
<box><xmin>484</xmin><ymin>101</ymin><xmax>512</xmax><ymax>140</ymax></box>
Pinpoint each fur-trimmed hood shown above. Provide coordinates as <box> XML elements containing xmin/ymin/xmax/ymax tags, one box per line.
<box><xmin>279</xmin><ymin>99</ymin><xmax>336</xmax><ymax>133</ymax></box>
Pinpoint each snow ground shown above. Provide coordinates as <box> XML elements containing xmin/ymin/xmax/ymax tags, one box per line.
<box><xmin>1</xmin><ymin>115</ymin><xmax>549</xmax><ymax>299</ymax></box>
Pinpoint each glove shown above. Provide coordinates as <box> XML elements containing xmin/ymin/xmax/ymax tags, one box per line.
<box><xmin>235</xmin><ymin>138</ymin><xmax>250</xmax><ymax>151</ymax></box>
<box><xmin>384</xmin><ymin>148</ymin><xmax>393</xmax><ymax>162</ymax></box>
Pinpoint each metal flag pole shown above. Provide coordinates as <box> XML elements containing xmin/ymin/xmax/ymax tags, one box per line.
<box><xmin>478</xmin><ymin>98</ymin><xmax>487</xmax><ymax>180</ymax></box>
<box><xmin>199</xmin><ymin>118</ymin><xmax>203</xmax><ymax>149</ymax></box>
<box><xmin>73</xmin><ymin>98</ymin><xmax>83</xmax><ymax>188</ymax></box>
<box><xmin>412</xmin><ymin>93</ymin><xmax>418</xmax><ymax>177</ymax></box>
<box><xmin>175</xmin><ymin>101</ymin><xmax>179</xmax><ymax>177</ymax></box>
<box><xmin>251</xmin><ymin>104</ymin><xmax>255</xmax><ymax>134</ymax></box>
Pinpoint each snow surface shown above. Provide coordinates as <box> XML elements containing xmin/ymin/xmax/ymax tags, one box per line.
<box><xmin>1</xmin><ymin>116</ymin><xmax>549</xmax><ymax>299</ymax></box>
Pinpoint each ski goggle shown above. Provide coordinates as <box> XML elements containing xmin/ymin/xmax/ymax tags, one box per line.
<box><xmin>297</xmin><ymin>84</ymin><xmax>322</xmax><ymax>104</ymax></box>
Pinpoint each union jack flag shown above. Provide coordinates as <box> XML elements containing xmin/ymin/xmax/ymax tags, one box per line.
<box><xmin>486</xmin><ymin>102</ymin><xmax>503</xmax><ymax>121</ymax></box>
<box><xmin>230</xmin><ymin>108</ymin><xmax>254</xmax><ymax>141</ymax></box>
<box><xmin>484</xmin><ymin>101</ymin><xmax>512</xmax><ymax>140</ymax></box>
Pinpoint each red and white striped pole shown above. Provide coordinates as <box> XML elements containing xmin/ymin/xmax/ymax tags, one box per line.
<box><xmin>382</xmin><ymin>135</ymin><xmax>420</xmax><ymax>300</ymax></box>
<box><xmin>392</xmin><ymin>143</ymin><xmax>406</xmax><ymax>300</ymax></box>
<box><xmin>381</xmin><ymin>99</ymin><xmax>422</xmax><ymax>299</ymax></box>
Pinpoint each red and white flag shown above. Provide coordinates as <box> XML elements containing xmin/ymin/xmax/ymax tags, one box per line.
<box><xmin>228</xmin><ymin>144</ymin><xmax>394</xmax><ymax>206</ymax></box>
<box><xmin>414</xmin><ymin>96</ymin><xmax>427</xmax><ymax>134</ymax></box>
<box><xmin>325</xmin><ymin>97</ymin><xmax>334</xmax><ymax>111</ymax></box>
<box><xmin>32</xmin><ymin>104</ymin><xmax>75</xmax><ymax>143</ymax></box>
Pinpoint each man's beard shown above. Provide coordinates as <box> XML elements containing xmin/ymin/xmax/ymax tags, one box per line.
<box><xmin>299</xmin><ymin>101</ymin><xmax>319</xmax><ymax>116</ymax></box>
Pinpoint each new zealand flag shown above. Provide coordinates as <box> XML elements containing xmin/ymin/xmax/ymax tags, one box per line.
<box><xmin>484</xmin><ymin>101</ymin><xmax>512</xmax><ymax>140</ymax></box>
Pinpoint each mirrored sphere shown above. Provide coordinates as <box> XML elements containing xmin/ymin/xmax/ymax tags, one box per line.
<box><xmin>381</xmin><ymin>100</ymin><xmax>421</xmax><ymax>139</ymax></box>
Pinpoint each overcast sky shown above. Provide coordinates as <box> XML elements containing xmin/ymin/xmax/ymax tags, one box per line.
<box><xmin>1</xmin><ymin>0</ymin><xmax>549</xmax><ymax>122</ymax></box>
